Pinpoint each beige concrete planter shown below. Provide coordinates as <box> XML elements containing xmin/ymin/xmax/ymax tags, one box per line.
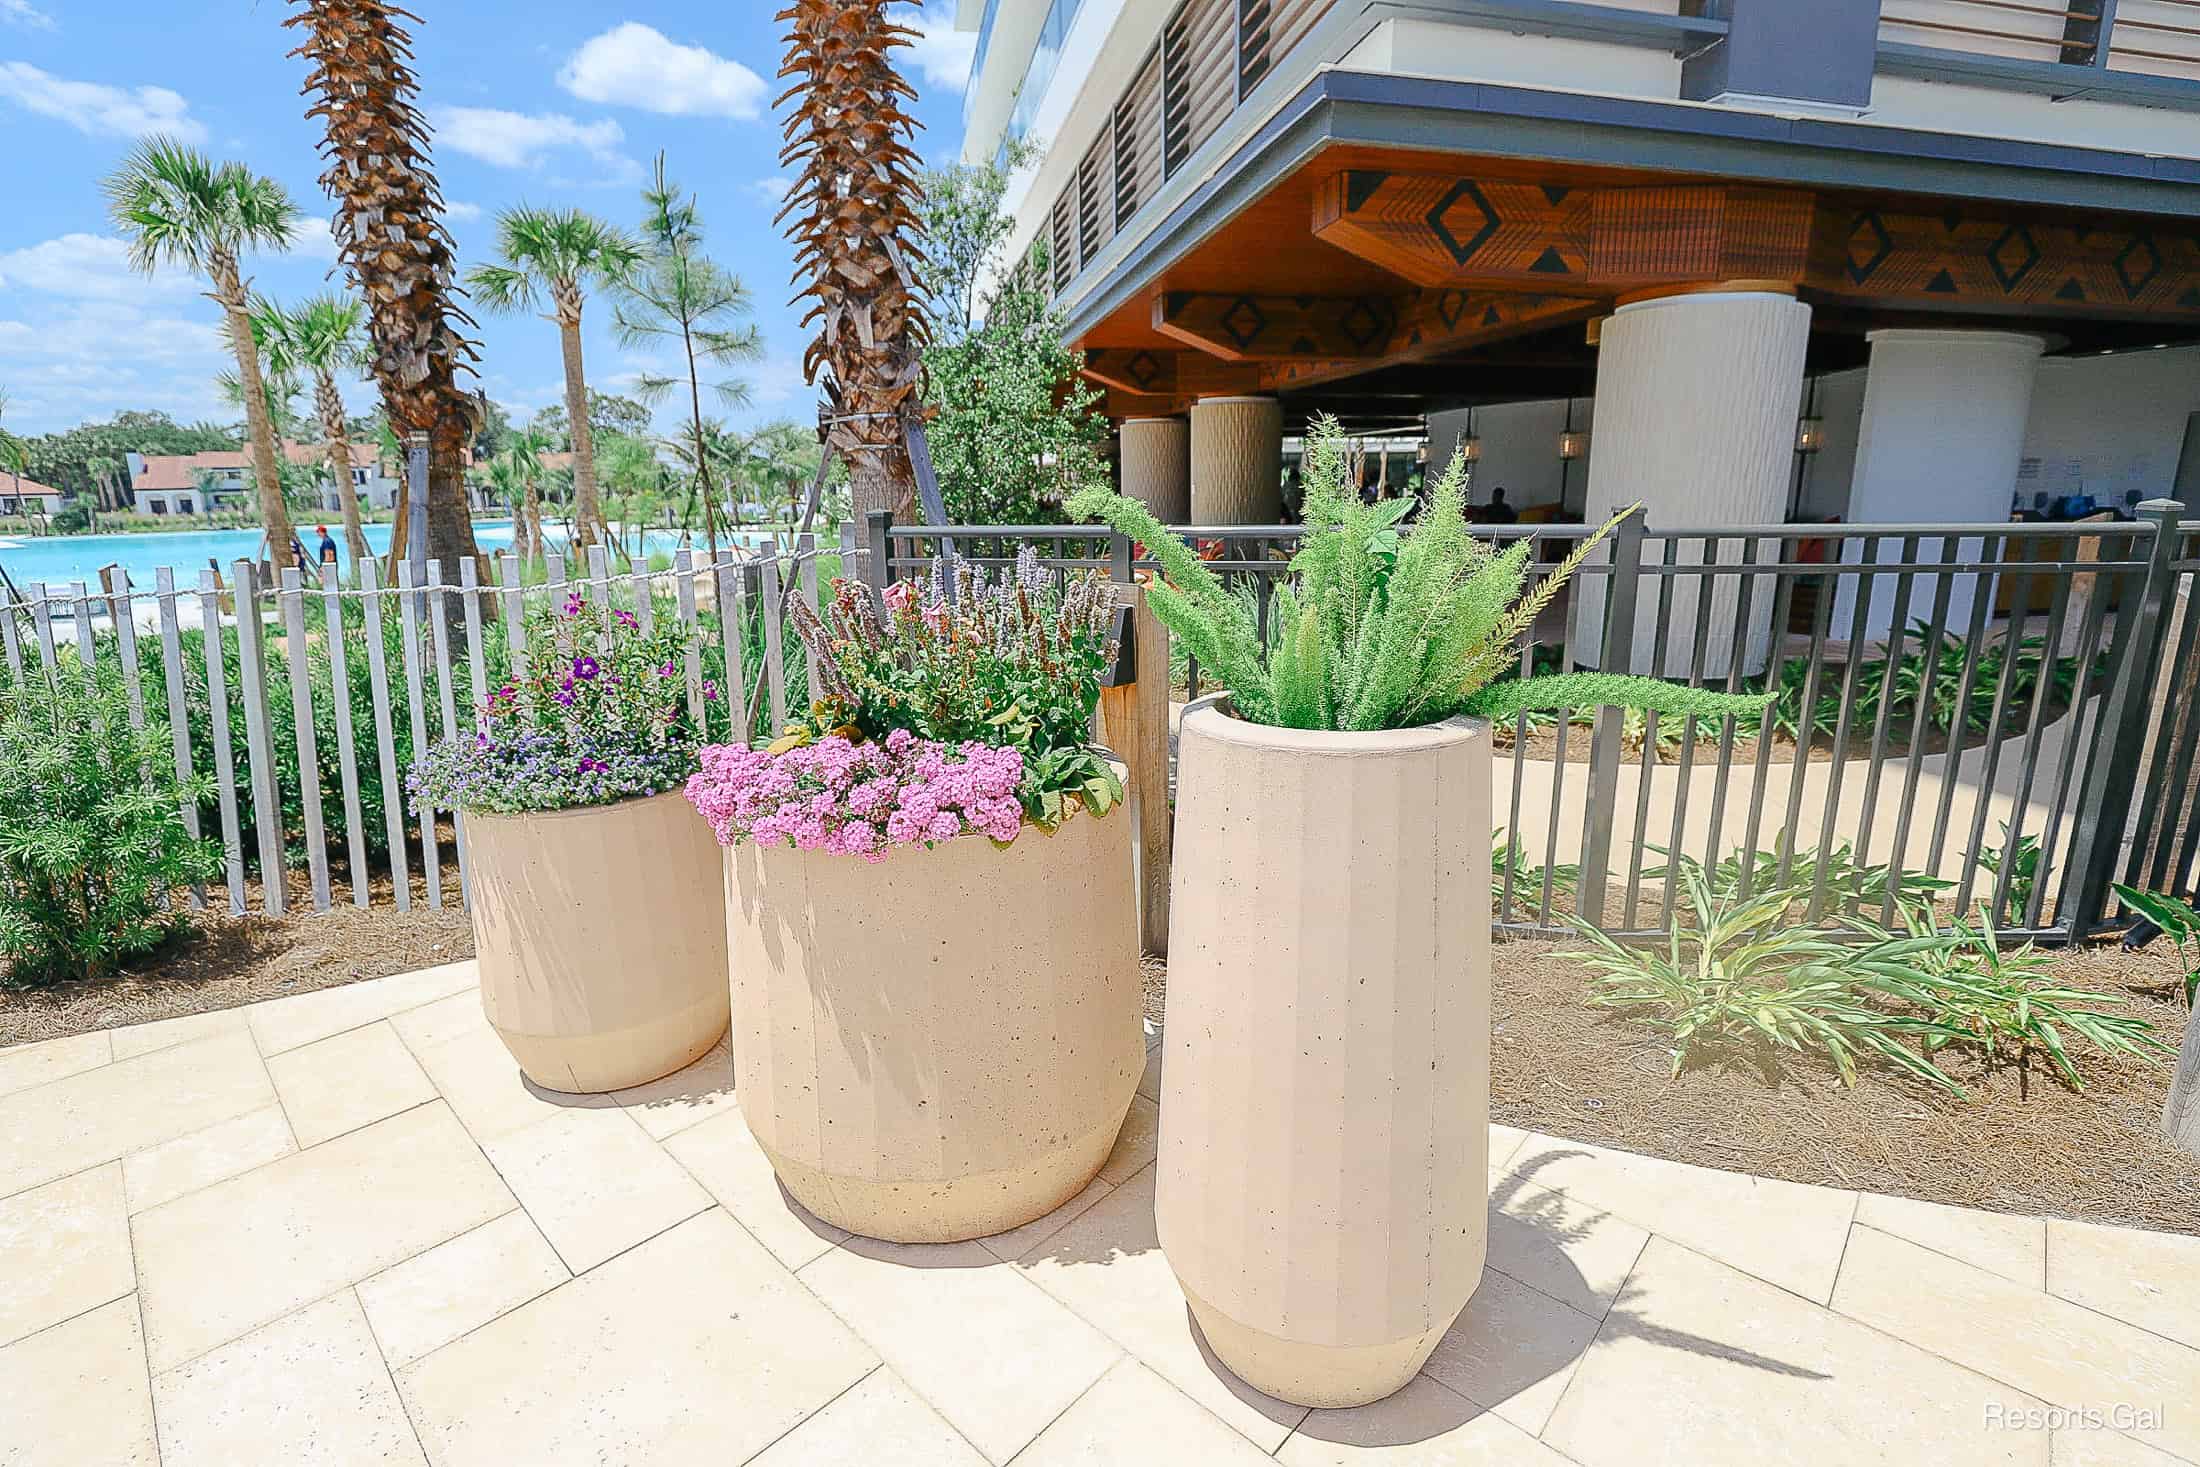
<box><xmin>465</xmin><ymin>790</ymin><xmax>730</xmax><ymax>1094</ymax></box>
<box><xmin>724</xmin><ymin>787</ymin><xmax>1143</xmax><ymax>1244</ymax></box>
<box><xmin>1157</xmin><ymin>697</ymin><xmax>1492</xmax><ymax>1408</ymax></box>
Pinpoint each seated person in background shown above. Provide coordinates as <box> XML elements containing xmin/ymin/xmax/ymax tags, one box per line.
<box><xmin>1482</xmin><ymin>486</ymin><xmax>1519</xmax><ymax>525</ymax></box>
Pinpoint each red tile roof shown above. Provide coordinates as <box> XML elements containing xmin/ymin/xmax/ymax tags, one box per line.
<box><xmin>133</xmin><ymin>442</ymin><xmax>381</xmax><ymax>492</ymax></box>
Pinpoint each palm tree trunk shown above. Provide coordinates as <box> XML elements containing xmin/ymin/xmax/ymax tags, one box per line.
<box><xmin>521</xmin><ymin>474</ymin><xmax>542</xmax><ymax>570</ymax></box>
<box><xmin>555</xmin><ymin>300</ymin><xmax>599</xmax><ymax>550</ymax></box>
<box><xmin>681</xmin><ymin>326</ymin><xmax>720</xmax><ymax>563</ymax></box>
<box><xmin>317</xmin><ymin>371</ymin><xmax>370</xmax><ymax>575</ymax></box>
<box><xmin>425</xmin><ymin>418</ymin><xmax>485</xmax><ymax>592</ymax></box>
<box><xmin>215</xmin><ymin>255</ymin><xmax>297</xmax><ymax>569</ymax></box>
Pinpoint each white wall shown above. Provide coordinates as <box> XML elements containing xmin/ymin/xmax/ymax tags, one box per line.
<box><xmin>1426</xmin><ymin>399</ymin><xmax>1596</xmax><ymax>515</ymax></box>
<box><xmin>2019</xmin><ymin>345</ymin><xmax>2200</xmax><ymax>513</ymax></box>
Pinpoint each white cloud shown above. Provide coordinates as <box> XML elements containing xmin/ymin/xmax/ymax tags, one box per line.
<box><xmin>0</xmin><ymin>62</ymin><xmax>205</xmax><ymax>142</ymax></box>
<box><xmin>0</xmin><ymin>233</ymin><xmax>199</xmax><ymax>301</ymax></box>
<box><xmin>557</xmin><ymin>23</ymin><xmax>765</xmax><ymax>120</ymax></box>
<box><xmin>435</xmin><ymin>106</ymin><xmax>630</xmax><ymax>173</ymax></box>
<box><xmin>745</xmin><ymin>175</ymin><xmax>797</xmax><ymax>211</ymax></box>
<box><xmin>1</xmin><ymin>0</ymin><xmax>56</xmax><ymax>31</ymax></box>
<box><xmin>444</xmin><ymin>201</ymin><xmax>485</xmax><ymax>222</ymax></box>
<box><xmin>290</xmin><ymin>214</ymin><xmax>342</xmax><ymax>264</ymax></box>
<box><xmin>906</xmin><ymin>2</ymin><xmax>977</xmax><ymax>91</ymax></box>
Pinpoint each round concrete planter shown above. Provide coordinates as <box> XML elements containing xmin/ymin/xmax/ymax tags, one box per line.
<box><xmin>1157</xmin><ymin>697</ymin><xmax>1492</xmax><ymax>1408</ymax></box>
<box><xmin>464</xmin><ymin>790</ymin><xmax>730</xmax><ymax>1094</ymax></box>
<box><xmin>723</xmin><ymin>787</ymin><xmax>1143</xmax><ymax>1244</ymax></box>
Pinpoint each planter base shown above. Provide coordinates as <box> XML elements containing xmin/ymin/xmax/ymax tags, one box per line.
<box><xmin>755</xmin><ymin>1108</ymin><xmax>1124</xmax><ymax>1245</ymax></box>
<box><xmin>493</xmin><ymin>990</ymin><xmax>726</xmax><ymax>1095</ymax></box>
<box><xmin>1181</xmin><ymin>1282</ymin><xmax>1458</xmax><ymax>1409</ymax></box>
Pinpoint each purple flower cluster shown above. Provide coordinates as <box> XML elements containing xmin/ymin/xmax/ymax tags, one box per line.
<box><xmin>410</xmin><ymin>727</ymin><xmax>695</xmax><ymax>815</ymax></box>
<box><xmin>686</xmin><ymin>730</ymin><xmax>1026</xmax><ymax>861</ymax></box>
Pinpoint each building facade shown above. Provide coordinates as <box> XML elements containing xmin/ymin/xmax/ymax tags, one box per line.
<box><xmin>957</xmin><ymin>0</ymin><xmax>2200</xmax><ymax>553</ymax></box>
<box><xmin>0</xmin><ymin>474</ymin><xmax>65</xmax><ymax>519</ymax></box>
<box><xmin>127</xmin><ymin>444</ymin><xmax>401</xmax><ymax>518</ymax></box>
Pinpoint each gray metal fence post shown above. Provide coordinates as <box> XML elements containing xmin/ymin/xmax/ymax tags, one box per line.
<box><xmin>1577</xmin><ymin>513</ymin><xmax>1646</xmax><ymax>930</ymax></box>
<box><xmin>2061</xmin><ymin>499</ymin><xmax>2184</xmax><ymax>936</ymax></box>
<box><xmin>1110</xmin><ymin>531</ymin><xmax>1135</xmax><ymax>585</ymax></box>
<box><xmin>864</xmin><ymin>509</ymin><xmax>894</xmax><ymax>604</ymax></box>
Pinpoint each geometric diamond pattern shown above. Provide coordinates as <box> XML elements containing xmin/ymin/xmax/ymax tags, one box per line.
<box><xmin>1988</xmin><ymin>224</ymin><xmax>2040</xmax><ymax>293</ymax></box>
<box><xmin>1425</xmin><ymin>180</ymin><xmax>1502</xmax><ymax>268</ymax></box>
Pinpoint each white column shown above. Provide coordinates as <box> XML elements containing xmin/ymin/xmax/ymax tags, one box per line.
<box><xmin>1579</xmin><ymin>290</ymin><xmax>1812</xmax><ymax>676</ymax></box>
<box><xmin>1834</xmin><ymin>329</ymin><xmax>2044</xmax><ymax>641</ymax></box>
<box><xmin>1119</xmin><ymin>416</ymin><xmax>1191</xmax><ymax>523</ymax></box>
<box><xmin>1190</xmin><ymin>396</ymin><xmax>1283</xmax><ymax>525</ymax></box>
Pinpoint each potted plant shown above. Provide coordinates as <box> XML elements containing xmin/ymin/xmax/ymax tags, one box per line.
<box><xmin>687</xmin><ymin>555</ymin><xmax>1140</xmax><ymax>1244</ymax></box>
<box><xmin>412</xmin><ymin>588</ymin><xmax>727</xmax><ymax>1094</ymax></box>
<box><xmin>1070</xmin><ymin>420</ymin><xmax>1765</xmax><ymax>1408</ymax></box>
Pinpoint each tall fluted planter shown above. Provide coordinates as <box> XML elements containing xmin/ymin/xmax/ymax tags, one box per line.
<box><xmin>465</xmin><ymin>790</ymin><xmax>729</xmax><ymax>1093</ymax></box>
<box><xmin>1190</xmin><ymin>396</ymin><xmax>1283</xmax><ymax>524</ymax></box>
<box><xmin>1156</xmin><ymin>697</ymin><xmax>1491</xmax><ymax>1407</ymax></box>
<box><xmin>724</xmin><ymin>786</ymin><xmax>1143</xmax><ymax>1244</ymax></box>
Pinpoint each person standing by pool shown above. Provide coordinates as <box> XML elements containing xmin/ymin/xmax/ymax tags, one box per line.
<box><xmin>315</xmin><ymin>524</ymin><xmax>339</xmax><ymax>567</ymax></box>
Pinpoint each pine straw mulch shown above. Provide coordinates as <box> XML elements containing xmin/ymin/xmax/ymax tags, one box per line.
<box><xmin>0</xmin><ymin>873</ymin><xmax>476</xmax><ymax>1049</ymax></box>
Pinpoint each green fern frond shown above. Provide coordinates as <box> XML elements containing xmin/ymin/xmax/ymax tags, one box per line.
<box><xmin>1461</xmin><ymin>672</ymin><xmax>1772</xmax><ymax>724</ymax></box>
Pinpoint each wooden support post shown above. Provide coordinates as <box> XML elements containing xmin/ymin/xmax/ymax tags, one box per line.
<box><xmin>1101</xmin><ymin>581</ymin><xmax>1174</xmax><ymax>959</ymax></box>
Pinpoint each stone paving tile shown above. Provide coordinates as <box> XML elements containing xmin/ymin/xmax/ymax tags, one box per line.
<box><xmin>1504</xmin><ymin>1132</ymin><xmax>1859</xmax><ymax>1303</ymax></box>
<box><xmin>610</xmin><ymin>1041</ymin><xmax>739</xmax><ymax>1140</ymax></box>
<box><xmin>356</xmin><ymin>1210</ymin><xmax>569</xmax><ymax>1369</ymax></box>
<box><xmin>0</xmin><ymin>1296</ymin><xmax>158</xmax><ymax>1467</ymax></box>
<box><xmin>151</xmin><ymin>1292</ymin><xmax>424</xmax><ymax>1467</ymax></box>
<box><xmin>1834</xmin><ymin>1225</ymin><xmax>2200</xmax><ymax>1464</ymax></box>
<box><xmin>1547</xmin><ymin>1236</ymin><xmax>2051</xmax><ymax>1467</ymax></box>
<box><xmin>747</xmin><ymin>1368</ymin><xmax>987</xmax><ymax>1467</ymax></box>
<box><xmin>662</xmin><ymin>1109</ymin><xmax>850</xmax><ymax>1269</ymax></box>
<box><xmin>110</xmin><ymin>1008</ymin><xmax>251</xmax><ymax>1062</ymax></box>
<box><xmin>1857</xmin><ymin>1191</ymin><xmax>2047</xmax><ymax>1287</ymax></box>
<box><xmin>0</xmin><ymin>1030</ymin><xmax>274</xmax><ymax>1199</ymax></box>
<box><xmin>478</xmin><ymin>1107</ymin><xmax>711</xmax><ymax>1274</ymax></box>
<box><xmin>1012</xmin><ymin>1167</ymin><xmax>1312</xmax><ymax>1453</ymax></box>
<box><xmin>1015</xmin><ymin>1359</ymin><xmax>1275</xmax><ymax>1466</ymax></box>
<box><xmin>399</xmin><ymin>1209</ymin><xmax>875</xmax><ymax>1467</ymax></box>
<box><xmin>405</xmin><ymin>1023</ymin><xmax>618</xmax><ymax>1142</ymax></box>
<box><xmin>2051</xmin><ymin>1428</ymin><xmax>2195</xmax><ymax>1466</ymax></box>
<box><xmin>134</xmin><ymin>1103</ymin><xmax>514</xmax><ymax>1371</ymax></box>
<box><xmin>265</xmin><ymin>1021</ymin><xmax>438</xmax><ymax>1148</ymax></box>
<box><xmin>1099</xmin><ymin>1094</ymin><xmax>1160</xmax><ymax>1185</ymax></box>
<box><xmin>121</xmin><ymin>1107</ymin><xmax>296</xmax><ymax>1215</ymax></box>
<box><xmin>1488</xmin><ymin>1125</ymin><xmax>1529</xmax><ymax>1173</ymax></box>
<box><xmin>0</xmin><ymin>1029</ymin><xmax>110</xmax><ymax>1099</ymax></box>
<box><xmin>1279</xmin><ymin>1375</ymin><xmax>1580</xmax><ymax>1466</ymax></box>
<box><xmin>248</xmin><ymin>960</ymin><xmax>478</xmax><ymax>1057</ymax></box>
<box><xmin>1484</xmin><ymin>1173</ymin><xmax>1650</xmax><ymax>1321</ymax></box>
<box><xmin>0</xmin><ymin>1163</ymin><xmax>133</xmax><ymax>1349</ymax></box>
<box><xmin>977</xmin><ymin>1174</ymin><xmax>1114</xmax><ymax>1264</ymax></box>
<box><xmin>799</xmin><ymin>1237</ymin><xmax>1122</xmax><ymax>1463</ymax></box>
<box><xmin>2045</xmin><ymin>1219</ymin><xmax>2200</xmax><ymax>1352</ymax></box>
<box><xmin>385</xmin><ymin>990</ymin><xmax>488</xmax><ymax>1054</ymax></box>
<box><xmin>1420</xmin><ymin>1268</ymin><xmax>1599</xmax><ymax>1436</ymax></box>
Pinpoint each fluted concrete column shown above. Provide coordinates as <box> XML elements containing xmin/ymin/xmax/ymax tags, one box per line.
<box><xmin>1579</xmin><ymin>289</ymin><xmax>1812</xmax><ymax>676</ymax></box>
<box><xmin>1119</xmin><ymin>416</ymin><xmax>1190</xmax><ymax>523</ymax></box>
<box><xmin>1190</xmin><ymin>396</ymin><xmax>1283</xmax><ymax>524</ymax></box>
<box><xmin>1833</xmin><ymin>329</ymin><xmax>2045</xmax><ymax>640</ymax></box>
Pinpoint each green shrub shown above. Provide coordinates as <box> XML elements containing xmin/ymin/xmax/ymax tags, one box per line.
<box><xmin>2113</xmin><ymin>883</ymin><xmax>2200</xmax><ymax>1007</ymax></box>
<box><xmin>0</xmin><ymin>662</ymin><xmax>224</xmax><ymax>987</ymax></box>
<box><xmin>1642</xmin><ymin>836</ymin><xmax>1953</xmax><ymax>914</ymax></box>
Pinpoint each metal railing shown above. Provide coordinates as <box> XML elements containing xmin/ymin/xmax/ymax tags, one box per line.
<box><xmin>870</xmin><ymin>504</ymin><xmax>2200</xmax><ymax>945</ymax></box>
<box><xmin>1877</xmin><ymin>0</ymin><xmax>2200</xmax><ymax>78</ymax></box>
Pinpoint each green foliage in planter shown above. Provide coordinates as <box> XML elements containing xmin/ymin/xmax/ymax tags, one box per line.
<box><xmin>2113</xmin><ymin>883</ymin><xmax>2200</xmax><ymax>1008</ymax></box>
<box><xmin>1068</xmin><ymin>416</ymin><xmax>1771</xmax><ymax>733</ymax></box>
<box><xmin>0</xmin><ymin>662</ymin><xmax>224</xmax><ymax>987</ymax></box>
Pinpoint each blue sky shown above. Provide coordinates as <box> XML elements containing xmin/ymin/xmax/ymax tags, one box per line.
<box><xmin>0</xmin><ymin>2</ymin><xmax>976</xmax><ymax>439</ymax></box>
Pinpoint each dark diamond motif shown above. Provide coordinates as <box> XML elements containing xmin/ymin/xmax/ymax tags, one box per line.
<box><xmin>1845</xmin><ymin>212</ymin><xmax>1893</xmax><ymax>285</ymax></box>
<box><xmin>1220</xmin><ymin>296</ymin><xmax>1268</xmax><ymax>351</ymax></box>
<box><xmin>1435</xmin><ymin>291</ymin><xmax>1469</xmax><ymax>330</ymax></box>
<box><xmin>1426</xmin><ymin>180</ymin><xmax>1501</xmax><ymax>267</ymax></box>
<box><xmin>1338</xmin><ymin>297</ymin><xmax>1389</xmax><ymax>351</ymax></box>
<box><xmin>1291</xmin><ymin>335</ymin><xmax>1317</xmax><ymax>354</ymax></box>
<box><xmin>1925</xmin><ymin>269</ymin><xmax>1958</xmax><ymax>294</ymax></box>
<box><xmin>1125</xmin><ymin>351</ymin><xmax>1162</xmax><ymax>390</ymax></box>
<box><xmin>1483</xmin><ymin>305</ymin><xmax>1503</xmax><ymax>326</ymax></box>
<box><xmin>1528</xmin><ymin>246</ymin><xmax>1570</xmax><ymax>275</ymax></box>
<box><xmin>1987</xmin><ymin>225</ymin><xmax>2040</xmax><ymax>292</ymax></box>
<box><xmin>2114</xmin><ymin>235</ymin><xmax>2162</xmax><ymax>299</ymax></box>
<box><xmin>1345</xmin><ymin>170</ymin><xmax>1389</xmax><ymax>214</ymax></box>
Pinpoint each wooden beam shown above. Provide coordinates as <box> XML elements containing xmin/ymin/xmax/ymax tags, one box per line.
<box><xmin>1082</xmin><ymin>347</ymin><xmax>1178</xmax><ymax>397</ymax></box>
<box><xmin>1259</xmin><ymin>290</ymin><xmax>1596</xmax><ymax>392</ymax></box>
<box><xmin>1808</xmin><ymin>206</ymin><xmax>2200</xmax><ymax>317</ymax></box>
<box><xmin>1153</xmin><ymin>291</ymin><xmax>1400</xmax><ymax>361</ymax></box>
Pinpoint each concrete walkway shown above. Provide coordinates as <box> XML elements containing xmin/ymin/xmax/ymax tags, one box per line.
<box><xmin>2</xmin><ymin>961</ymin><xmax>2195</xmax><ymax>1466</ymax></box>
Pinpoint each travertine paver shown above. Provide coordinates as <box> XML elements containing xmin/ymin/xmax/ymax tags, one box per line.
<box><xmin>2045</xmin><ymin>1219</ymin><xmax>2200</xmax><ymax>1352</ymax></box>
<box><xmin>3</xmin><ymin>966</ymin><xmax>2194</xmax><ymax>1467</ymax></box>
<box><xmin>1834</xmin><ymin>1226</ymin><xmax>2200</xmax><ymax>1463</ymax></box>
<box><xmin>134</xmin><ymin>1103</ymin><xmax>514</xmax><ymax>1370</ymax></box>
<box><xmin>151</xmin><ymin>1293</ymin><xmax>423</xmax><ymax>1467</ymax></box>
<box><xmin>355</xmin><ymin>1210</ymin><xmax>569</xmax><ymax>1368</ymax></box>
<box><xmin>398</xmin><ymin>1210</ymin><xmax>875</xmax><ymax>1467</ymax></box>
<box><xmin>265</xmin><ymin>1021</ymin><xmax>437</xmax><ymax>1147</ymax></box>
<box><xmin>0</xmin><ymin>1164</ymin><xmax>133</xmax><ymax>1348</ymax></box>
<box><xmin>800</xmin><ymin>1236</ymin><xmax>1122</xmax><ymax>1462</ymax></box>
<box><xmin>0</xmin><ymin>1297</ymin><xmax>158</xmax><ymax>1467</ymax></box>
<box><xmin>0</xmin><ymin>1029</ymin><xmax>273</xmax><ymax>1197</ymax></box>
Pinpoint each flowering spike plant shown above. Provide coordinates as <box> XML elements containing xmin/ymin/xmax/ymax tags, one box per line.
<box><xmin>410</xmin><ymin>587</ymin><xmax>712</xmax><ymax>814</ymax></box>
<box><xmin>687</xmin><ymin>549</ymin><xmax>1124</xmax><ymax>857</ymax></box>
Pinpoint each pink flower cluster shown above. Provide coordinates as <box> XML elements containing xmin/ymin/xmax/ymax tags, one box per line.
<box><xmin>686</xmin><ymin>729</ymin><xmax>1027</xmax><ymax>861</ymax></box>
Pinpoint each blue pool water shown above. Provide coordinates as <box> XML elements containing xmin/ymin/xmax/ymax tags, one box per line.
<box><xmin>0</xmin><ymin>519</ymin><xmax>749</xmax><ymax>595</ymax></box>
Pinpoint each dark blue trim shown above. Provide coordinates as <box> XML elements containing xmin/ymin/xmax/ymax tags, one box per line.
<box><xmin>1876</xmin><ymin>40</ymin><xmax>2200</xmax><ymax>111</ymax></box>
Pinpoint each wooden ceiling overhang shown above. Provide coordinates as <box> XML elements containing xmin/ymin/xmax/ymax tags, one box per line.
<box><xmin>1073</xmin><ymin>142</ymin><xmax>2200</xmax><ymax>421</ymax></box>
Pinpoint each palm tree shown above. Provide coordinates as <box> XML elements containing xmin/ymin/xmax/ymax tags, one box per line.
<box><xmin>466</xmin><ymin>209</ymin><xmax>642</xmax><ymax>553</ymax></box>
<box><xmin>103</xmin><ymin>137</ymin><xmax>300</xmax><ymax>562</ymax></box>
<box><xmin>271</xmin><ymin>294</ymin><xmax>373</xmax><ymax>571</ymax></box>
<box><xmin>779</xmin><ymin>0</ymin><xmax>931</xmax><ymax>545</ymax></box>
<box><xmin>288</xmin><ymin>0</ymin><xmax>486</xmax><ymax>590</ymax></box>
<box><xmin>506</xmin><ymin>427</ymin><xmax>548</xmax><ymax>568</ymax></box>
<box><xmin>0</xmin><ymin>389</ymin><xmax>30</xmax><ymax>530</ymax></box>
<box><xmin>613</xmin><ymin>154</ymin><xmax>764</xmax><ymax>563</ymax></box>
